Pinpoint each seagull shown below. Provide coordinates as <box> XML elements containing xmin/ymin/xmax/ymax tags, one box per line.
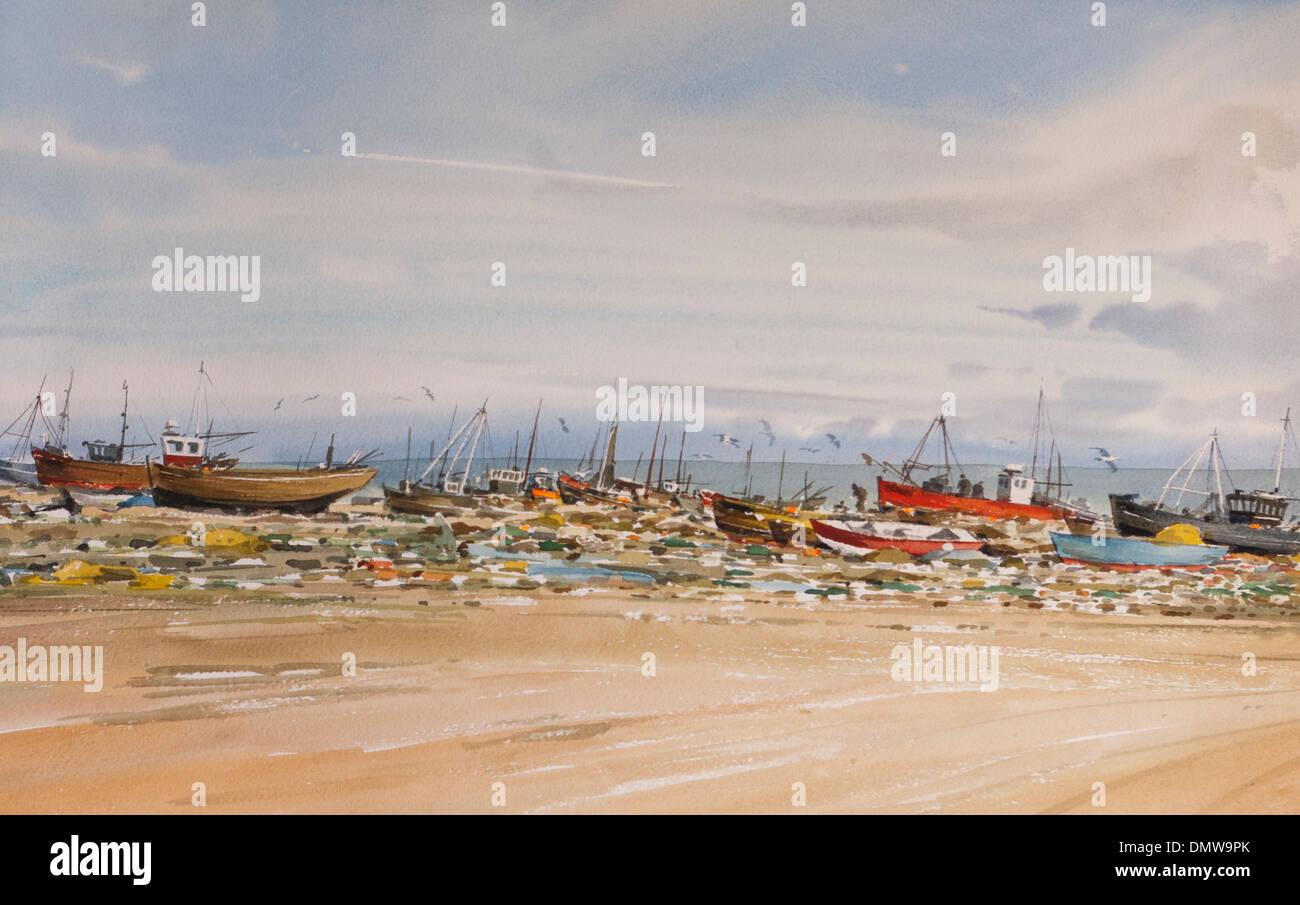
<box><xmin>273</xmin><ymin>398</ymin><xmax>284</xmax><ymax>412</ymax></box>
<box><xmin>302</xmin><ymin>394</ymin><xmax>320</xmax><ymax>403</ymax></box>
<box><xmin>393</xmin><ymin>396</ymin><xmax>411</xmax><ymax>401</ymax></box>
<box><xmin>713</xmin><ymin>434</ymin><xmax>740</xmax><ymax>447</ymax></box>
<box><xmin>421</xmin><ymin>386</ymin><xmax>436</xmax><ymax>402</ymax></box>
<box><xmin>825</xmin><ymin>433</ymin><xmax>841</xmax><ymax>449</ymax></box>
<box><xmin>1090</xmin><ymin>447</ymin><xmax>1119</xmax><ymax>472</ymax></box>
<box><xmin>995</xmin><ymin>436</ymin><xmax>1017</xmax><ymax>446</ymax></box>
<box><xmin>757</xmin><ymin>420</ymin><xmax>775</xmax><ymax>446</ymax></box>
<box><xmin>799</xmin><ymin>447</ymin><xmax>821</xmax><ymax>454</ymax></box>
<box><xmin>692</xmin><ymin>453</ymin><xmax>715</xmax><ymax>460</ymax></box>
<box><xmin>557</xmin><ymin>417</ymin><xmax>570</xmax><ymax>434</ymax></box>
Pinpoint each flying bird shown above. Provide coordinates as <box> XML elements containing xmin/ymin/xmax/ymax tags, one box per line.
<box><xmin>393</xmin><ymin>396</ymin><xmax>411</xmax><ymax>401</ymax></box>
<box><xmin>799</xmin><ymin>447</ymin><xmax>821</xmax><ymax>454</ymax></box>
<box><xmin>825</xmin><ymin>433</ymin><xmax>841</xmax><ymax>449</ymax></box>
<box><xmin>1090</xmin><ymin>447</ymin><xmax>1119</xmax><ymax>472</ymax></box>
<box><xmin>557</xmin><ymin>417</ymin><xmax>570</xmax><ymax>434</ymax></box>
<box><xmin>757</xmin><ymin>420</ymin><xmax>775</xmax><ymax>446</ymax></box>
<box><xmin>692</xmin><ymin>453</ymin><xmax>715</xmax><ymax>460</ymax></box>
<box><xmin>713</xmin><ymin>434</ymin><xmax>740</xmax><ymax>447</ymax></box>
<box><xmin>302</xmin><ymin>394</ymin><xmax>320</xmax><ymax>403</ymax></box>
<box><xmin>995</xmin><ymin>436</ymin><xmax>1017</xmax><ymax>446</ymax></box>
<box><xmin>421</xmin><ymin>386</ymin><xmax>436</xmax><ymax>402</ymax></box>
<box><xmin>273</xmin><ymin>398</ymin><xmax>284</xmax><ymax>412</ymax></box>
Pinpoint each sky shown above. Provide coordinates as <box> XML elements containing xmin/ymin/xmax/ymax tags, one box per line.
<box><xmin>1</xmin><ymin>0</ymin><xmax>1298</xmax><ymax>467</ymax></box>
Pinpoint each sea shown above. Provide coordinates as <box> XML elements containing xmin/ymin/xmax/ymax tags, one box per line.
<box><xmin>357</xmin><ymin>457</ymin><xmax>1300</xmax><ymax>516</ymax></box>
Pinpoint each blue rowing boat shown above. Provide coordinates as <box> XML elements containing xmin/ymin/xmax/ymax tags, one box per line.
<box><xmin>1050</xmin><ymin>531</ymin><xmax>1228</xmax><ymax>570</ymax></box>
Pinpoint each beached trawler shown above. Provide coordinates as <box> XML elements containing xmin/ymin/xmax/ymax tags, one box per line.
<box><xmin>0</xmin><ymin>381</ymin><xmax>46</xmax><ymax>485</ymax></box>
<box><xmin>1110</xmin><ymin>413</ymin><xmax>1300</xmax><ymax>556</ymax></box>
<box><xmin>711</xmin><ymin>494</ymin><xmax>813</xmax><ymax>545</ymax></box>
<box><xmin>810</xmin><ymin>518</ymin><xmax>984</xmax><ymax>556</ymax></box>
<box><xmin>383</xmin><ymin>402</ymin><xmax>547</xmax><ymax>515</ymax></box>
<box><xmin>558</xmin><ymin>421</ymin><xmax>639</xmax><ymax>505</ymax></box>
<box><xmin>149</xmin><ymin>458</ymin><xmax>376</xmax><ymax>513</ymax></box>
<box><xmin>873</xmin><ymin>393</ymin><xmax>1095</xmax><ymax>523</ymax></box>
<box><xmin>30</xmin><ymin>376</ymin><xmax>229</xmax><ymax>492</ymax></box>
<box><xmin>1051</xmin><ymin>525</ymin><xmax>1228</xmax><ymax>571</ymax></box>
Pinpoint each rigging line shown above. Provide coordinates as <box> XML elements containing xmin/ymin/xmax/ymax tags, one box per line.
<box><xmin>201</xmin><ymin>365</ymin><xmax>244</xmax><ymax>433</ymax></box>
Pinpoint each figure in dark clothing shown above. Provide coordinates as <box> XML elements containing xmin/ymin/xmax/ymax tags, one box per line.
<box><xmin>957</xmin><ymin>474</ymin><xmax>971</xmax><ymax>497</ymax></box>
<box><xmin>971</xmin><ymin>481</ymin><xmax>985</xmax><ymax>499</ymax></box>
<box><xmin>851</xmin><ymin>482</ymin><xmax>869</xmax><ymax>513</ymax></box>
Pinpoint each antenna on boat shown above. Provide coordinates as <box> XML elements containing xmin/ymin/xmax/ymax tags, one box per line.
<box><xmin>523</xmin><ymin>398</ymin><xmax>541</xmax><ymax>488</ymax></box>
<box><xmin>403</xmin><ymin>426</ymin><xmax>412</xmax><ymax>484</ymax></box>
<box><xmin>1274</xmin><ymin>408</ymin><xmax>1291</xmax><ymax>494</ymax></box>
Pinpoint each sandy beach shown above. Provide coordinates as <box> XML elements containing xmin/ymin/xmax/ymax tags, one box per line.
<box><xmin>1</xmin><ymin>489</ymin><xmax>1297</xmax><ymax>814</ymax></box>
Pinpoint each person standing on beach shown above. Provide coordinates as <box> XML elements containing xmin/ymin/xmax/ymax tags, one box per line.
<box><xmin>851</xmin><ymin>482</ymin><xmax>868</xmax><ymax>513</ymax></box>
<box><xmin>958</xmin><ymin>474</ymin><xmax>971</xmax><ymax>497</ymax></box>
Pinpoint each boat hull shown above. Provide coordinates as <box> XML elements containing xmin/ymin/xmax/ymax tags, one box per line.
<box><xmin>383</xmin><ymin>483</ymin><xmax>482</xmax><ymax>516</ymax></box>
<box><xmin>0</xmin><ymin>460</ymin><xmax>38</xmax><ymax>485</ymax></box>
<box><xmin>810</xmin><ymin>518</ymin><xmax>983</xmax><ymax>556</ymax></box>
<box><xmin>877</xmin><ymin>477</ymin><xmax>1067</xmax><ymax>521</ymax></box>
<box><xmin>712</xmin><ymin>495</ymin><xmax>809</xmax><ymax>546</ymax></box>
<box><xmin>32</xmin><ymin>448</ymin><xmax>148</xmax><ymax>492</ymax></box>
<box><xmin>1109</xmin><ymin>494</ymin><xmax>1300</xmax><ymax>556</ymax></box>
<box><xmin>150</xmin><ymin>463</ymin><xmax>375</xmax><ymax>513</ymax></box>
<box><xmin>1050</xmin><ymin>531</ymin><xmax>1227</xmax><ymax>570</ymax></box>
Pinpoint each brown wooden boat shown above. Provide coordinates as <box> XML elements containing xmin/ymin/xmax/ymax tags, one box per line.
<box><xmin>31</xmin><ymin>447</ymin><xmax>148</xmax><ymax>492</ymax></box>
<box><xmin>712</xmin><ymin>494</ymin><xmax>813</xmax><ymax>546</ymax></box>
<box><xmin>148</xmin><ymin>461</ymin><xmax>376</xmax><ymax>513</ymax></box>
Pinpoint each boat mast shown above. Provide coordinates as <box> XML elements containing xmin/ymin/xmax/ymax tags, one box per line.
<box><xmin>743</xmin><ymin>443</ymin><xmax>753</xmax><ymax>497</ymax></box>
<box><xmin>1211</xmin><ymin>431</ymin><xmax>1226</xmax><ymax>515</ymax></box>
<box><xmin>403</xmin><ymin>426</ymin><xmax>412</xmax><ymax>484</ymax></box>
<box><xmin>523</xmin><ymin>398</ymin><xmax>541</xmax><ymax>487</ymax></box>
<box><xmin>675</xmin><ymin>431</ymin><xmax>685</xmax><ymax>486</ymax></box>
<box><xmin>57</xmin><ymin>370</ymin><xmax>73</xmax><ymax>450</ymax></box>
<box><xmin>656</xmin><ymin>434</ymin><xmax>667</xmax><ymax>490</ymax></box>
<box><xmin>644</xmin><ymin>410</ymin><xmax>663</xmax><ymax>496</ymax></box>
<box><xmin>460</xmin><ymin>403</ymin><xmax>488</xmax><ymax>491</ymax></box>
<box><xmin>118</xmin><ymin>382</ymin><xmax>130</xmax><ymax>463</ymax></box>
<box><xmin>1274</xmin><ymin>408</ymin><xmax>1290</xmax><ymax>493</ymax></box>
<box><xmin>1030</xmin><ymin>386</ymin><xmax>1044</xmax><ymax>479</ymax></box>
<box><xmin>598</xmin><ymin>422</ymin><xmax>618</xmax><ymax>490</ymax></box>
<box><xmin>419</xmin><ymin>408</ymin><xmax>479</xmax><ymax>485</ymax></box>
<box><xmin>777</xmin><ymin>449</ymin><xmax>786</xmax><ymax>505</ymax></box>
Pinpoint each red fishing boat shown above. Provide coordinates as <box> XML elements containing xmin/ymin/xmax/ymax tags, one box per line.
<box><xmin>868</xmin><ymin>398</ymin><xmax>1091</xmax><ymax>523</ymax></box>
<box><xmin>809</xmin><ymin>518</ymin><xmax>984</xmax><ymax>556</ymax></box>
<box><xmin>33</xmin><ymin>368</ymin><xmax>243</xmax><ymax>492</ymax></box>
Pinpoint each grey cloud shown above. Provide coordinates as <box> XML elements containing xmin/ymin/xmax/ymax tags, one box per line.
<box><xmin>978</xmin><ymin>303</ymin><xmax>1081</xmax><ymax>329</ymax></box>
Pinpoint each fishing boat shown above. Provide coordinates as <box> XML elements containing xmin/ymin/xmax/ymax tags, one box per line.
<box><xmin>384</xmin><ymin>403</ymin><xmax>501</xmax><ymax>515</ymax></box>
<box><xmin>0</xmin><ymin>381</ymin><xmax>45</xmax><ymax>485</ymax></box>
<box><xmin>1050</xmin><ymin>526</ymin><xmax>1227</xmax><ymax>571</ymax></box>
<box><xmin>32</xmin><ymin>368</ymin><xmax>243</xmax><ymax>492</ymax></box>
<box><xmin>149</xmin><ymin>459</ymin><xmax>377</xmax><ymax>513</ymax></box>
<box><xmin>558</xmin><ymin>421</ymin><xmax>637</xmax><ymax>505</ymax></box>
<box><xmin>712</xmin><ymin>494</ymin><xmax>812</xmax><ymax>546</ymax></box>
<box><xmin>1110</xmin><ymin>414</ymin><xmax>1300</xmax><ymax>556</ymax></box>
<box><xmin>871</xmin><ymin>398</ymin><xmax>1090</xmax><ymax>522</ymax></box>
<box><xmin>810</xmin><ymin>518</ymin><xmax>984</xmax><ymax>556</ymax></box>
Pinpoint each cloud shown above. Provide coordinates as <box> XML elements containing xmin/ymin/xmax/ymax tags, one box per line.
<box><xmin>978</xmin><ymin>303</ymin><xmax>1081</xmax><ymax>329</ymax></box>
<box><xmin>79</xmin><ymin>56</ymin><xmax>150</xmax><ymax>86</ymax></box>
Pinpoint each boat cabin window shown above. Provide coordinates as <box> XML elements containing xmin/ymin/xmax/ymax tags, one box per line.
<box><xmin>188</xmin><ymin>442</ymin><xmax>199</xmax><ymax>453</ymax></box>
<box><xmin>169</xmin><ymin>440</ymin><xmax>182</xmax><ymax>452</ymax></box>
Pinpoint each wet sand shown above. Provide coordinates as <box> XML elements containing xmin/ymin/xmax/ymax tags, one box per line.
<box><xmin>1</xmin><ymin>491</ymin><xmax>1298</xmax><ymax>813</ymax></box>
